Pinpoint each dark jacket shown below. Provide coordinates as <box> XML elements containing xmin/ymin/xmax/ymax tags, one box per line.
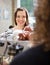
<box><xmin>10</xmin><ymin>44</ymin><xmax>50</xmax><ymax>65</ymax></box>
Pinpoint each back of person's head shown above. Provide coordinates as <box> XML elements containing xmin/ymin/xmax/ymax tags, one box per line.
<box><xmin>14</xmin><ymin>7</ymin><xmax>29</xmax><ymax>26</ymax></box>
<box><xmin>32</xmin><ymin>0</ymin><xmax>50</xmax><ymax>51</ymax></box>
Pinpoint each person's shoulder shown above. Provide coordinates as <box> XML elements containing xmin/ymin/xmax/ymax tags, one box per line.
<box><xmin>14</xmin><ymin>46</ymin><xmax>37</xmax><ymax>59</ymax></box>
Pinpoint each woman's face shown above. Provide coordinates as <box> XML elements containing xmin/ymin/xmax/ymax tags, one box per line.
<box><xmin>16</xmin><ymin>11</ymin><xmax>26</xmax><ymax>26</ymax></box>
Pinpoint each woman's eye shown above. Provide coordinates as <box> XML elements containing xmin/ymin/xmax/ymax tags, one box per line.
<box><xmin>17</xmin><ymin>16</ymin><xmax>20</xmax><ymax>18</ymax></box>
<box><xmin>17</xmin><ymin>16</ymin><xmax>26</xmax><ymax>18</ymax></box>
<box><xmin>23</xmin><ymin>16</ymin><xmax>26</xmax><ymax>18</ymax></box>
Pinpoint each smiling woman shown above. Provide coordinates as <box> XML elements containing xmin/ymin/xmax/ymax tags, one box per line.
<box><xmin>15</xmin><ymin>10</ymin><xmax>26</xmax><ymax>27</ymax></box>
<box><xmin>14</xmin><ymin>7</ymin><xmax>29</xmax><ymax>29</ymax></box>
<box><xmin>12</xmin><ymin>7</ymin><xmax>33</xmax><ymax>41</ymax></box>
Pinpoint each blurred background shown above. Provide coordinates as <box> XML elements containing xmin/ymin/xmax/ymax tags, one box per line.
<box><xmin>0</xmin><ymin>0</ymin><xmax>37</xmax><ymax>33</ymax></box>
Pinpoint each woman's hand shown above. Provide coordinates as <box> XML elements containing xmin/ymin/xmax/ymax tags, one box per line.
<box><xmin>18</xmin><ymin>31</ymin><xmax>30</xmax><ymax>40</ymax></box>
<box><xmin>18</xmin><ymin>26</ymin><xmax>33</xmax><ymax>41</ymax></box>
<box><xmin>24</xmin><ymin>26</ymin><xmax>33</xmax><ymax>32</ymax></box>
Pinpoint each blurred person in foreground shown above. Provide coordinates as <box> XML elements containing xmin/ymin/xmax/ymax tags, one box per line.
<box><xmin>10</xmin><ymin>0</ymin><xmax>50</xmax><ymax>65</ymax></box>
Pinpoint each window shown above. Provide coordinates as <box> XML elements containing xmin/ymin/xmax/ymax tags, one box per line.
<box><xmin>21</xmin><ymin>0</ymin><xmax>33</xmax><ymax>17</ymax></box>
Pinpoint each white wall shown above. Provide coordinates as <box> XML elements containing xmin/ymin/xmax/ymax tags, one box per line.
<box><xmin>0</xmin><ymin>0</ymin><xmax>13</xmax><ymax>33</ymax></box>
